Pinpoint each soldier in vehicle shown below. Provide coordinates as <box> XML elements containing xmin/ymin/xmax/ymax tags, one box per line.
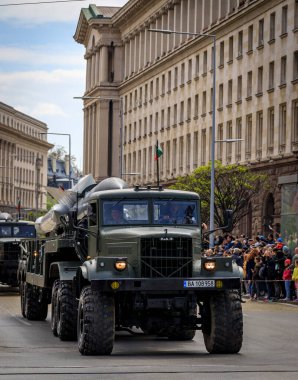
<box><xmin>107</xmin><ymin>206</ymin><xmax>126</xmax><ymax>224</ymax></box>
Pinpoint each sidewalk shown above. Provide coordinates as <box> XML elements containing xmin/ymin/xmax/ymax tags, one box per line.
<box><xmin>242</xmin><ymin>293</ymin><xmax>298</xmax><ymax>304</ymax></box>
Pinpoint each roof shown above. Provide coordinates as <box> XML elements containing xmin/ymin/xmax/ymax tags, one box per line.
<box><xmin>74</xmin><ymin>5</ymin><xmax>121</xmax><ymax>44</ymax></box>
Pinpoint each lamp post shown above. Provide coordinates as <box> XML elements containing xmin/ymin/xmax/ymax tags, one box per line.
<box><xmin>149</xmin><ymin>28</ymin><xmax>217</xmax><ymax>247</ymax></box>
<box><xmin>40</xmin><ymin>132</ymin><xmax>72</xmax><ymax>190</ymax></box>
<box><xmin>74</xmin><ymin>96</ymin><xmax>135</xmax><ymax>178</ymax></box>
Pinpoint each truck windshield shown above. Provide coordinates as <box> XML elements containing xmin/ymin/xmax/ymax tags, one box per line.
<box><xmin>153</xmin><ymin>200</ymin><xmax>198</xmax><ymax>225</ymax></box>
<box><xmin>0</xmin><ymin>224</ymin><xmax>36</xmax><ymax>238</ymax></box>
<box><xmin>103</xmin><ymin>200</ymin><xmax>149</xmax><ymax>225</ymax></box>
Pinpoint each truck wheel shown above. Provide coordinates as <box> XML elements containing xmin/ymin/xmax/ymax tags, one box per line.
<box><xmin>20</xmin><ymin>281</ymin><xmax>27</xmax><ymax>318</ymax></box>
<box><xmin>25</xmin><ymin>283</ymin><xmax>48</xmax><ymax>321</ymax></box>
<box><xmin>167</xmin><ymin>329</ymin><xmax>196</xmax><ymax>341</ymax></box>
<box><xmin>51</xmin><ymin>280</ymin><xmax>60</xmax><ymax>337</ymax></box>
<box><xmin>56</xmin><ymin>282</ymin><xmax>78</xmax><ymax>341</ymax></box>
<box><xmin>77</xmin><ymin>286</ymin><xmax>115</xmax><ymax>355</ymax></box>
<box><xmin>202</xmin><ymin>291</ymin><xmax>243</xmax><ymax>354</ymax></box>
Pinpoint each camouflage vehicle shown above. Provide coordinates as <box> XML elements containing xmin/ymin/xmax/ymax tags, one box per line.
<box><xmin>18</xmin><ymin>177</ymin><xmax>243</xmax><ymax>355</ymax></box>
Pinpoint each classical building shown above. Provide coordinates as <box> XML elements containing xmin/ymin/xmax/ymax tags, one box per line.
<box><xmin>74</xmin><ymin>0</ymin><xmax>298</xmax><ymax>237</ymax></box>
<box><xmin>0</xmin><ymin>102</ymin><xmax>52</xmax><ymax>219</ymax></box>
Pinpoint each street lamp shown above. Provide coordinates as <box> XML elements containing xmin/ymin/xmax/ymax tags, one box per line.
<box><xmin>40</xmin><ymin>132</ymin><xmax>72</xmax><ymax>190</ymax></box>
<box><xmin>149</xmin><ymin>28</ymin><xmax>217</xmax><ymax>247</ymax></box>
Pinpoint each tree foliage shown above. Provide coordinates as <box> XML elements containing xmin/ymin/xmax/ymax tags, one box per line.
<box><xmin>170</xmin><ymin>161</ymin><xmax>269</xmax><ymax>228</ymax></box>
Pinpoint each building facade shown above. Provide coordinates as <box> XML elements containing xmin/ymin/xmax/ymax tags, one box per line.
<box><xmin>0</xmin><ymin>102</ymin><xmax>52</xmax><ymax>219</ymax></box>
<box><xmin>74</xmin><ymin>0</ymin><xmax>298</xmax><ymax>237</ymax></box>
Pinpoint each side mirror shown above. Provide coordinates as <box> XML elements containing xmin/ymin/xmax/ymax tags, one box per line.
<box><xmin>222</xmin><ymin>209</ymin><xmax>233</xmax><ymax>232</ymax></box>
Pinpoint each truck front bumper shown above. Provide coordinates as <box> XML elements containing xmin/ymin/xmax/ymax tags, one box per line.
<box><xmin>91</xmin><ymin>277</ymin><xmax>241</xmax><ymax>292</ymax></box>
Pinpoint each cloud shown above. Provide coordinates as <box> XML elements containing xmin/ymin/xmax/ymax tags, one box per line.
<box><xmin>0</xmin><ymin>46</ymin><xmax>84</xmax><ymax>66</ymax></box>
<box><xmin>18</xmin><ymin>102</ymin><xmax>67</xmax><ymax>117</ymax></box>
<box><xmin>0</xmin><ymin>1</ymin><xmax>126</xmax><ymax>24</ymax></box>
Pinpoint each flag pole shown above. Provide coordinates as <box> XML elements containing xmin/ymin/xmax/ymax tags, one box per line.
<box><xmin>156</xmin><ymin>140</ymin><xmax>160</xmax><ymax>187</ymax></box>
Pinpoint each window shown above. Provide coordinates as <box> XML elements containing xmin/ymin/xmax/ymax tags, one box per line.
<box><xmin>188</xmin><ymin>59</ymin><xmax>192</xmax><ymax>82</ymax></box>
<box><xmin>210</xmin><ymin>88</ymin><xmax>213</xmax><ymax>113</ymax></box>
<box><xmin>167</xmin><ymin>107</ymin><xmax>171</xmax><ymax>128</ymax></box>
<box><xmin>238</xmin><ymin>31</ymin><xmax>243</xmax><ymax>56</ymax></box>
<box><xmin>280</xmin><ymin>56</ymin><xmax>287</xmax><ymax>85</ymax></box>
<box><xmin>279</xmin><ymin>103</ymin><xmax>286</xmax><ymax>152</ymax></box>
<box><xmin>257</xmin><ymin>66</ymin><xmax>263</xmax><ymax>94</ymax></box>
<box><xmin>267</xmin><ymin>107</ymin><xmax>275</xmax><ymax>153</ymax></box>
<box><xmin>217</xmin><ymin>124</ymin><xmax>223</xmax><ymax>161</ymax></box>
<box><xmin>155</xmin><ymin>112</ymin><xmax>158</xmax><ymax>133</ymax></box>
<box><xmin>248</xmin><ymin>25</ymin><xmax>253</xmax><ymax>51</ymax></box>
<box><xmin>226</xmin><ymin>121</ymin><xmax>232</xmax><ymax>162</ymax></box>
<box><xmin>201</xmin><ymin>129</ymin><xmax>206</xmax><ymax>165</ymax></box>
<box><xmin>270</xmin><ymin>12</ymin><xmax>275</xmax><ymax>41</ymax></box>
<box><xmin>181</xmin><ymin>62</ymin><xmax>185</xmax><ymax>85</ymax></box>
<box><xmin>187</xmin><ymin>98</ymin><xmax>191</xmax><ymax>121</ymax></box>
<box><xmin>295</xmin><ymin>1</ymin><xmax>298</xmax><ymax>30</ymax></box>
<box><xmin>103</xmin><ymin>200</ymin><xmax>149</xmax><ymax>225</ymax></box>
<box><xmin>180</xmin><ymin>101</ymin><xmax>184</xmax><ymax>123</ymax></box>
<box><xmin>269</xmin><ymin>61</ymin><xmax>275</xmax><ymax>89</ymax></box>
<box><xmin>179</xmin><ymin>136</ymin><xmax>184</xmax><ymax>171</ymax></box>
<box><xmin>245</xmin><ymin>114</ymin><xmax>252</xmax><ymax>159</ymax></box>
<box><xmin>193</xmin><ymin>131</ymin><xmax>198</xmax><ymax>167</ymax></box>
<box><xmin>293</xmin><ymin>99</ymin><xmax>298</xmax><ymax>143</ymax></box>
<box><xmin>186</xmin><ymin>134</ymin><xmax>191</xmax><ymax>167</ymax></box>
<box><xmin>195</xmin><ymin>54</ymin><xmax>200</xmax><ymax>76</ymax></box>
<box><xmin>228</xmin><ymin>36</ymin><xmax>233</xmax><ymax>62</ymax></box>
<box><xmin>256</xmin><ymin>111</ymin><xmax>263</xmax><ymax>158</ymax></box>
<box><xmin>258</xmin><ymin>19</ymin><xmax>264</xmax><ymax>46</ymax></box>
<box><xmin>219</xmin><ymin>83</ymin><xmax>223</xmax><ymax>109</ymax></box>
<box><xmin>237</xmin><ymin>76</ymin><xmax>242</xmax><ymax>101</ymax></box>
<box><xmin>293</xmin><ymin>51</ymin><xmax>298</xmax><ymax>81</ymax></box>
<box><xmin>194</xmin><ymin>94</ymin><xmax>199</xmax><ymax>118</ymax></box>
<box><xmin>174</xmin><ymin>67</ymin><xmax>178</xmax><ymax>88</ymax></box>
<box><xmin>161</xmin><ymin>74</ymin><xmax>165</xmax><ymax>95</ymax></box>
<box><xmin>172</xmin><ymin>138</ymin><xmax>177</xmax><ymax>172</ymax></box>
<box><xmin>236</xmin><ymin>118</ymin><xmax>242</xmax><ymax>161</ymax></box>
<box><xmin>155</xmin><ymin>77</ymin><xmax>159</xmax><ymax>98</ymax></box>
<box><xmin>166</xmin><ymin>141</ymin><xmax>170</xmax><ymax>173</ymax></box>
<box><xmin>219</xmin><ymin>41</ymin><xmax>224</xmax><ymax>66</ymax></box>
<box><xmin>203</xmin><ymin>50</ymin><xmax>207</xmax><ymax>74</ymax></box>
<box><xmin>161</xmin><ymin>109</ymin><xmax>164</xmax><ymax>130</ymax></box>
<box><xmin>150</xmin><ymin>80</ymin><xmax>153</xmax><ymax>100</ymax></box>
<box><xmin>173</xmin><ymin>104</ymin><xmax>177</xmax><ymax>125</ymax></box>
<box><xmin>228</xmin><ymin>79</ymin><xmax>233</xmax><ymax>105</ymax></box>
<box><xmin>202</xmin><ymin>91</ymin><xmax>206</xmax><ymax>115</ymax></box>
<box><xmin>247</xmin><ymin>71</ymin><xmax>252</xmax><ymax>98</ymax></box>
<box><xmin>281</xmin><ymin>5</ymin><xmax>288</xmax><ymax>35</ymax></box>
<box><xmin>167</xmin><ymin>70</ymin><xmax>172</xmax><ymax>92</ymax></box>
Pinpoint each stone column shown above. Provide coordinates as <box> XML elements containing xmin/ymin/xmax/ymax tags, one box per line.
<box><xmin>100</xmin><ymin>45</ymin><xmax>108</xmax><ymax>82</ymax></box>
<box><xmin>114</xmin><ymin>45</ymin><xmax>123</xmax><ymax>82</ymax></box>
<box><xmin>195</xmin><ymin>0</ymin><xmax>203</xmax><ymax>32</ymax></box>
<box><xmin>167</xmin><ymin>8</ymin><xmax>174</xmax><ymax>51</ymax></box>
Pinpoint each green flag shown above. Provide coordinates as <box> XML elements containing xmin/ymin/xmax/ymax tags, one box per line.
<box><xmin>154</xmin><ymin>144</ymin><xmax>163</xmax><ymax>160</ymax></box>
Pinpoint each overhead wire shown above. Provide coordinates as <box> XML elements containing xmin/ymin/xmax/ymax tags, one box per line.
<box><xmin>0</xmin><ymin>0</ymin><xmax>86</xmax><ymax>7</ymax></box>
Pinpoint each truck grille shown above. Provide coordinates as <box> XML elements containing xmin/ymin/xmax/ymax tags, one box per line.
<box><xmin>140</xmin><ymin>237</ymin><xmax>193</xmax><ymax>278</ymax></box>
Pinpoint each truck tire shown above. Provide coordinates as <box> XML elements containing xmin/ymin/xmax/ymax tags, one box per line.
<box><xmin>51</xmin><ymin>280</ymin><xmax>60</xmax><ymax>337</ymax></box>
<box><xmin>167</xmin><ymin>329</ymin><xmax>196</xmax><ymax>341</ymax></box>
<box><xmin>56</xmin><ymin>281</ymin><xmax>78</xmax><ymax>341</ymax></box>
<box><xmin>202</xmin><ymin>290</ymin><xmax>243</xmax><ymax>354</ymax></box>
<box><xmin>25</xmin><ymin>283</ymin><xmax>48</xmax><ymax>321</ymax></box>
<box><xmin>77</xmin><ymin>286</ymin><xmax>115</xmax><ymax>355</ymax></box>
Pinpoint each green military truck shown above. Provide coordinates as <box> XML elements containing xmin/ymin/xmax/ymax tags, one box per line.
<box><xmin>18</xmin><ymin>177</ymin><xmax>243</xmax><ymax>355</ymax></box>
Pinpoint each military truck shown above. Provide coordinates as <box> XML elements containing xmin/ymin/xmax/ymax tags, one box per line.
<box><xmin>0</xmin><ymin>213</ymin><xmax>36</xmax><ymax>287</ymax></box>
<box><xmin>18</xmin><ymin>176</ymin><xmax>243</xmax><ymax>355</ymax></box>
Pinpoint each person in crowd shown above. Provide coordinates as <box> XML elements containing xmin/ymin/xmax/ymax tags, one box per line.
<box><xmin>251</xmin><ymin>256</ymin><xmax>263</xmax><ymax>300</ymax></box>
<box><xmin>292</xmin><ymin>259</ymin><xmax>298</xmax><ymax>302</ymax></box>
<box><xmin>274</xmin><ymin>246</ymin><xmax>286</xmax><ymax>299</ymax></box>
<box><xmin>282</xmin><ymin>259</ymin><xmax>293</xmax><ymax>301</ymax></box>
<box><xmin>263</xmin><ymin>247</ymin><xmax>277</xmax><ymax>301</ymax></box>
<box><xmin>267</xmin><ymin>233</ymin><xmax>275</xmax><ymax>245</ymax></box>
<box><xmin>231</xmin><ymin>248</ymin><xmax>243</xmax><ymax>267</ymax></box>
<box><xmin>245</xmin><ymin>248</ymin><xmax>258</xmax><ymax>298</ymax></box>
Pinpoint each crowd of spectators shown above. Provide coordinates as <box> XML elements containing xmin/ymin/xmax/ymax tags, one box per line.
<box><xmin>203</xmin><ymin>233</ymin><xmax>298</xmax><ymax>302</ymax></box>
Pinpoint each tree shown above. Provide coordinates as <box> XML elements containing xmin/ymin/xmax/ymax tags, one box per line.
<box><xmin>170</xmin><ymin>161</ymin><xmax>269</xmax><ymax>229</ymax></box>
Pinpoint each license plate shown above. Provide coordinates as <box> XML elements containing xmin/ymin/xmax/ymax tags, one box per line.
<box><xmin>183</xmin><ymin>280</ymin><xmax>215</xmax><ymax>288</ymax></box>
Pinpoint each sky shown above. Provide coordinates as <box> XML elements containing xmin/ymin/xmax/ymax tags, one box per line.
<box><xmin>0</xmin><ymin>0</ymin><xmax>126</xmax><ymax>170</ymax></box>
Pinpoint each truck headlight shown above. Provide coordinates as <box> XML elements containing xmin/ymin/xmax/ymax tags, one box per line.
<box><xmin>114</xmin><ymin>260</ymin><xmax>127</xmax><ymax>271</ymax></box>
<box><xmin>203</xmin><ymin>260</ymin><xmax>216</xmax><ymax>271</ymax></box>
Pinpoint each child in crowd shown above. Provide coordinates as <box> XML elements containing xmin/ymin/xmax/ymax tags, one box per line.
<box><xmin>292</xmin><ymin>260</ymin><xmax>298</xmax><ymax>302</ymax></box>
<box><xmin>282</xmin><ymin>259</ymin><xmax>292</xmax><ymax>301</ymax></box>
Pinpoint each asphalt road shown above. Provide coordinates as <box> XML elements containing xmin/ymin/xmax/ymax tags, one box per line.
<box><xmin>0</xmin><ymin>286</ymin><xmax>297</xmax><ymax>380</ymax></box>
